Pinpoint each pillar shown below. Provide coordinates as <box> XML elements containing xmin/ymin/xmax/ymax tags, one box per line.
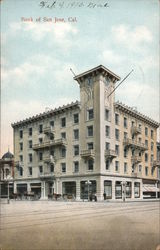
<box><xmin>112</xmin><ymin>179</ymin><xmax>115</xmax><ymax>200</ymax></box>
<box><xmin>76</xmin><ymin>180</ymin><xmax>81</xmax><ymax>200</ymax></box>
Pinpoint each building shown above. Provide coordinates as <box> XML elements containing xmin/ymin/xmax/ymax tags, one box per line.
<box><xmin>12</xmin><ymin>65</ymin><xmax>160</xmax><ymax>200</ymax></box>
<box><xmin>0</xmin><ymin>150</ymin><xmax>14</xmax><ymax>197</ymax></box>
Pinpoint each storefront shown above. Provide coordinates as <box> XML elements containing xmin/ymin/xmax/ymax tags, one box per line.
<box><xmin>80</xmin><ymin>180</ymin><xmax>96</xmax><ymax>200</ymax></box>
<box><xmin>104</xmin><ymin>180</ymin><xmax>112</xmax><ymax>199</ymax></box>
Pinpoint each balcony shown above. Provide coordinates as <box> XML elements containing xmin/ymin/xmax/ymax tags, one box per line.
<box><xmin>105</xmin><ymin>149</ymin><xmax>117</xmax><ymax>159</ymax></box>
<box><xmin>131</xmin><ymin>126</ymin><xmax>141</xmax><ymax>135</ymax></box>
<box><xmin>38</xmin><ymin>172</ymin><xmax>55</xmax><ymax>179</ymax></box>
<box><xmin>123</xmin><ymin>138</ymin><xmax>148</xmax><ymax>151</ymax></box>
<box><xmin>131</xmin><ymin>155</ymin><xmax>142</xmax><ymax>164</ymax></box>
<box><xmin>33</xmin><ymin>139</ymin><xmax>66</xmax><ymax>150</ymax></box>
<box><xmin>80</xmin><ymin>149</ymin><xmax>95</xmax><ymax>159</ymax></box>
<box><xmin>152</xmin><ymin>160</ymin><xmax>160</xmax><ymax>168</ymax></box>
<box><xmin>43</xmin><ymin>155</ymin><xmax>56</xmax><ymax>163</ymax></box>
<box><xmin>43</xmin><ymin>126</ymin><xmax>54</xmax><ymax>135</ymax></box>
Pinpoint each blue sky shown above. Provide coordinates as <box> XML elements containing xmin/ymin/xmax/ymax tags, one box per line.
<box><xmin>1</xmin><ymin>0</ymin><xmax>159</xmax><ymax>156</ymax></box>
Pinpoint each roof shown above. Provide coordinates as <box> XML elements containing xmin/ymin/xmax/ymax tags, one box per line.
<box><xmin>115</xmin><ymin>101</ymin><xmax>159</xmax><ymax>128</ymax></box>
<box><xmin>12</xmin><ymin>101</ymin><xmax>80</xmax><ymax>128</ymax></box>
<box><xmin>74</xmin><ymin>65</ymin><xmax>121</xmax><ymax>82</ymax></box>
<box><xmin>2</xmin><ymin>151</ymin><xmax>14</xmax><ymax>159</ymax></box>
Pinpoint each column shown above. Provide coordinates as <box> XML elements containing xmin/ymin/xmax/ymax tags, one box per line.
<box><xmin>131</xmin><ymin>181</ymin><xmax>135</xmax><ymax>199</ymax></box>
<box><xmin>97</xmin><ymin>177</ymin><xmax>103</xmax><ymax>201</ymax></box>
<box><xmin>14</xmin><ymin>181</ymin><xmax>17</xmax><ymax>193</ymax></box>
<box><xmin>112</xmin><ymin>179</ymin><xmax>116</xmax><ymax>200</ymax></box>
<box><xmin>27</xmin><ymin>183</ymin><xmax>31</xmax><ymax>193</ymax></box>
<box><xmin>76</xmin><ymin>180</ymin><xmax>81</xmax><ymax>200</ymax></box>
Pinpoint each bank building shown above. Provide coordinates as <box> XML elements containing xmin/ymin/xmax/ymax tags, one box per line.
<box><xmin>12</xmin><ymin>65</ymin><xmax>160</xmax><ymax>201</ymax></box>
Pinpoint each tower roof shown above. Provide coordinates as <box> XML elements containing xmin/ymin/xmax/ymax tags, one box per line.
<box><xmin>2</xmin><ymin>151</ymin><xmax>14</xmax><ymax>159</ymax></box>
<box><xmin>74</xmin><ymin>65</ymin><xmax>121</xmax><ymax>82</ymax></box>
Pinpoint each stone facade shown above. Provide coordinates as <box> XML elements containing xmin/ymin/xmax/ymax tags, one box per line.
<box><xmin>12</xmin><ymin>65</ymin><xmax>160</xmax><ymax>200</ymax></box>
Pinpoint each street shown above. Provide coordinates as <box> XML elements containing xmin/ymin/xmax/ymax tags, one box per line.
<box><xmin>0</xmin><ymin>200</ymin><xmax>159</xmax><ymax>250</ymax></box>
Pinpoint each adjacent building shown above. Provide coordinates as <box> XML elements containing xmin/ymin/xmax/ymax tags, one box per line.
<box><xmin>12</xmin><ymin>65</ymin><xmax>160</xmax><ymax>200</ymax></box>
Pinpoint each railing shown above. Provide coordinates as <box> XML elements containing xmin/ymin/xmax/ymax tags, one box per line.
<box><xmin>131</xmin><ymin>155</ymin><xmax>142</xmax><ymax>163</ymax></box>
<box><xmin>105</xmin><ymin>149</ymin><xmax>117</xmax><ymax>159</ymax></box>
<box><xmin>80</xmin><ymin>149</ymin><xmax>95</xmax><ymax>158</ymax></box>
<box><xmin>152</xmin><ymin>160</ymin><xmax>160</xmax><ymax>168</ymax></box>
<box><xmin>33</xmin><ymin>139</ymin><xmax>66</xmax><ymax>150</ymax></box>
<box><xmin>43</xmin><ymin>155</ymin><xmax>56</xmax><ymax>163</ymax></box>
<box><xmin>43</xmin><ymin>126</ymin><xmax>55</xmax><ymax>134</ymax></box>
<box><xmin>131</xmin><ymin>126</ymin><xmax>141</xmax><ymax>135</ymax></box>
<box><xmin>38</xmin><ymin>172</ymin><xmax>55</xmax><ymax>178</ymax></box>
<box><xmin>123</xmin><ymin>138</ymin><xmax>148</xmax><ymax>150</ymax></box>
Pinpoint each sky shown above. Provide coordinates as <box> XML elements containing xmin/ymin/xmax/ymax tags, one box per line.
<box><xmin>1</xmin><ymin>0</ymin><xmax>159</xmax><ymax>157</ymax></box>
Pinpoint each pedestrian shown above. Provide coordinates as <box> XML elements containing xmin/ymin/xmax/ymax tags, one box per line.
<box><xmin>94</xmin><ymin>193</ymin><xmax>97</xmax><ymax>202</ymax></box>
<box><xmin>103</xmin><ymin>191</ymin><xmax>106</xmax><ymax>200</ymax></box>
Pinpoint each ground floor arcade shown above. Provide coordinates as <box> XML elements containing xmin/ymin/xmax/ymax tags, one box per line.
<box><xmin>12</xmin><ymin>175</ymin><xmax>159</xmax><ymax>201</ymax></box>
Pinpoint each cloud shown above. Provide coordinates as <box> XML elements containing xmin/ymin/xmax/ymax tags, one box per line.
<box><xmin>9</xmin><ymin>21</ymin><xmax>78</xmax><ymax>48</ymax></box>
<box><xmin>112</xmin><ymin>25</ymin><xmax>153</xmax><ymax>50</ymax></box>
<box><xmin>98</xmin><ymin>49</ymin><xmax>125</xmax><ymax>65</ymax></box>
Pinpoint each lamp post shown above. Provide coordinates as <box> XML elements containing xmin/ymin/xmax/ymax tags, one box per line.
<box><xmin>5</xmin><ymin>175</ymin><xmax>13</xmax><ymax>204</ymax></box>
<box><xmin>85</xmin><ymin>180</ymin><xmax>92</xmax><ymax>201</ymax></box>
<box><xmin>121</xmin><ymin>181</ymin><xmax>127</xmax><ymax>202</ymax></box>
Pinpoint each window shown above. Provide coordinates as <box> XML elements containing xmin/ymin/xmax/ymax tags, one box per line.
<box><xmin>19</xmin><ymin>130</ymin><xmax>23</xmax><ymax>139</ymax></box>
<box><xmin>39</xmin><ymin>152</ymin><xmax>43</xmax><ymax>161</ymax></box>
<box><xmin>132</xmin><ymin>121</ymin><xmax>135</xmax><ymax>127</ymax></box>
<box><xmin>105</xmin><ymin>126</ymin><xmax>110</xmax><ymax>137</ymax></box>
<box><xmin>88</xmin><ymin>159</ymin><xmax>94</xmax><ymax>171</ymax></box>
<box><xmin>88</xmin><ymin>109</ymin><xmax>94</xmax><ymax>120</ymax></box>
<box><xmin>124</xmin><ymin>148</ymin><xmax>128</xmax><ymax>158</ymax></box>
<box><xmin>124</xmin><ymin>117</ymin><xmax>127</xmax><ymax>128</ymax></box>
<box><xmin>145</xmin><ymin>166</ymin><xmax>148</xmax><ymax>176</ymax></box>
<box><xmin>74</xmin><ymin>145</ymin><xmax>79</xmax><ymax>156</ymax></box>
<box><xmin>151</xmin><ymin>154</ymin><xmax>154</xmax><ymax>163</ymax></box>
<box><xmin>88</xmin><ymin>142</ymin><xmax>93</xmax><ymax>150</ymax></box>
<box><xmin>151</xmin><ymin>167</ymin><xmax>154</xmax><ymax>175</ymax></box>
<box><xmin>115</xmin><ymin>181</ymin><xmax>122</xmax><ymax>199</ymax></box>
<box><xmin>115</xmin><ymin>161</ymin><xmax>119</xmax><ymax>172</ymax></box>
<box><xmin>39</xmin><ymin>138</ymin><xmax>43</xmax><ymax>144</ymax></box>
<box><xmin>104</xmin><ymin>181</ymin><xmax>112</xmax><ymax>199</ymax></box>
<box><xmin>61</xmin><ymin>147</ymin><xmax>66</xmax><ymax>158</ymax></box>
<box><xmin>151</xmin><ymin>142</ymin><xmax>154</xmax><ymax>151</ymax></box>
<box><xmin>50</xmin><ymin>120</ymin><xmax>54</xmax><ymax>127</ymax></box>
<box><xmin>19</xmin><ymin>167</ymin><xmax>23</xmax><ymax>176</ymax></box>
<box><xmin>19</xmin><ymin>155</ymin><xmax>23</xmax><ymax>162</ymax></box>
<box><xmin>115</xmin><ymin>145</ymin><xmax>119</xmax><ymax>155</ymax></box>
<box><xmin>29</xmin><ymin>140</ymin><xmax>32</xmax><ymax>149</ymax></box>
<box><xmin>28</xmin><ymin>167</ymin><xmax>32</xmax><ymax>176</ymax></box>
<box><xmin>74</xmin><ymin>129</ymin><xmax>79</xmax><ymax>140</ymax></box>
<box><xmin>138</xmin><ymin>137</ymin><xmax>142</xmax><ymax>143</ymax></box>
<box><xmin>105</xmin><ymin>109</ymin><xmax>110</xmax><ymax>121</ymax></box>
<box><xmin>124</xmin><ymin>163</ymin><xmax>127</xmax><ymax>173</ymax></box>
<box><xmin>106</xmin><ymin>159</ymin><xmax>110</xmax><ymax>170</ymax></box>
<box><xmin>61</xmin><ymin>163</ymin><xmax>66</xmax><ymax>173</ymax></box>
<box><xmin>50</xmin><ymin>150</ymin><xmax>54</xmax><ymax>157</ymax></box>
<box><xmin>50</xmin><ymin>134</ymin><xmax>54</xmax><ymax>140</ymax></box>
<box><xmin>151</xmin><ymin>130</ymin><xmax>154</xmax><ymax>139</ymax></box>
<box><xmin>145</xmin><ymin>127</ymin><xmax>148</xmax><ymax>136</ymax></box>
<box><xmin>29</xmin><ymin>153</ymin><xmax>32</xmax><ymax>163</ymax></box>
<box><xmin>19</xmin><ymin>142</ymin><xmax>23</xmax><ymax>151</ymax></box>
<box><xmin>39</xmin><ymin>124</ymin><xmax>43</xmax><ymax>133</ymax></box>
<box><xmin>115</xmin><ymin>114</ymin><xmax>119</xmax><ymax>125</ymax></box>
<box><xmin>115</xmin><ymin>129</ymin><xmax>119</xmax><ymax>140</ymax></box>
<box><xmin>29</xmin><ymin>127</ymin><xmax>32</xmax><ymax>136</ymax></box>
<box><xmin>145</xmin><ymin>140</ymin><xmax>148</xmax><ymax>147</ymax></box>
<box><xmin>145</xmin><ymin>153</ymin><xmax>148</xmax><ymax>162</ymax></box>
<box><xmin>139</xmin><ymin>165</ymin><xmax>142</xmax><ymax>172</ymax></box>
<box><xmin>61</xmin><ymin>132</ymin><xmax>66</xmax><ymax>139</ymax></box>
<box><xmin>61</xmin><ymin>117</ymin><xmax>66</xmax><ymax>127</ymax></box>
<box><xmin>124</xmin><ymin>132</ymin><xmax>127</xmax><ymax>139</ymax></box>
<box><xmin>74</xmin><ymin>113</ymin><xmax>79</xmax><ymax>124</ymax></box>
<box><xmin>39</xmin><ymin>165</ymin><xmax>43</xmax><ymax>173</ymax></box>
<box><xmin>74</xmin><ymin>161</ymin><xmax>79</xmax><ymax>173</ymax></box>
<box><xmin>106</xmin><ymin>142</ymin><xmax>110</xmax><ymax>150</ymax></box>
<box><xmin>50</xmin><ymin>164</ymin><xmax>54</xmax><ymax>173</ymax></box>
<box><xmin>87</xmin><ymin>126</ymin><xmax>93</xmax><ymax>137</ymax></box>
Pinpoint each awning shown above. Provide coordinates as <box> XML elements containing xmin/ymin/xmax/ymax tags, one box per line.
<box><xmin>143</xmin><ymin>185</ymin><xmax>159</xmax><ymax>192</ymax></box>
